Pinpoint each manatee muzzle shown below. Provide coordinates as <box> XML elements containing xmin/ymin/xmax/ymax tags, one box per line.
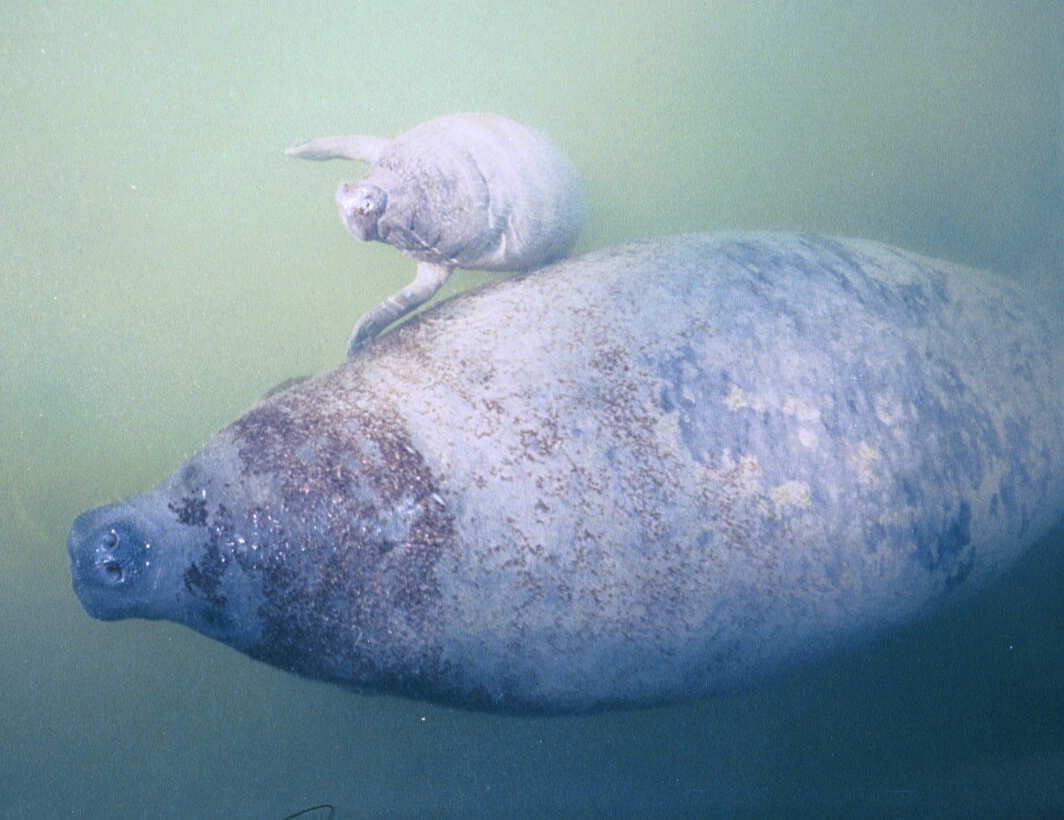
<box><xmin>67</xmin><ymin>501</ymin><xmax>160</xmax><ymax>621</ymax></box>
<box><xmin>336</xmin><ymin>183</ymin><xmax>386</xmax><ymax>242</ymax></box>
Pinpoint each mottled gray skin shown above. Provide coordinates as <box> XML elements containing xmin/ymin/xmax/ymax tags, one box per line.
<box><xmin>286</xmin><ymin>113</ymin><xmax>586</xmax><ymax>353</ymax></box>
<box><xmin>67</xmin><ymin>233</ymin><xmax>1064</xmax><ymax>715</ymax></box>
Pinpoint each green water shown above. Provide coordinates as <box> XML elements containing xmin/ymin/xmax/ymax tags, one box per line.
<box><xmin>2</xmin><ymin>1</ymin><xmax>1063</xmax><ymax>817</ymax></box>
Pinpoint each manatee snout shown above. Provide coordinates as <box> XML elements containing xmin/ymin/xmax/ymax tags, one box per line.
<box><xmin>67</xmin><ymin>502</ymin><xmax>161</xmax><ymax>621</ymax></box>
<box><xmin>336</xmin><ymin>182</ymin><xmax>386</xmax><ymax>241</ymax></box>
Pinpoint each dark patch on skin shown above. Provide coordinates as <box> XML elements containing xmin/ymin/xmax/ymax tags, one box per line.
<box><xmin>231</xmin><ymin>404</ymin><xmax>298</xmax><ymax>478</ymax></box>
<box><xmin>168</xmin><ymin>496</ymin><xmax>207</xmax><ymax>527</ymax></box>
<box><xmin>722</xmin><ymin>235</ymin><xmax>954</xmax><ymax>332</ymax></box>
<box><xmin>912</xmin><ymin>500</ymin><xmax>974</xmax><ymax>592</ymax></box>
<box><xmin>220</xmin><ymin>374</ymin><xmax>457</xmax><ymax>696</ymax></box>
<box><xmin>655</xmin><ymin>344</ymin><xmax>720</xmax><ymax>463</ymax></box>
<box><xmin>182</xmin><ymin>502</ymin><xmax>232</xmax><ymax>614</ymax></box>
<box><xmin>519</xmin><ymin>416</ymin><xmax>561</xmax><ymax>458</ymax></box>
<box><xmin>183</xmin><ymin>562</ymin><xmax>226</xmax><ymax>615</ymax></box>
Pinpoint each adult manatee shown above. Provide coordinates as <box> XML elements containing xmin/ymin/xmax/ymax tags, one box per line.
<box><xmin>67</xmin><ymin>233</ymin><xmax>1064</xmax><ymax>714</ymax></box>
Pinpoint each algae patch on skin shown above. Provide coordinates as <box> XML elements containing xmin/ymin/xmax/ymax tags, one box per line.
<box><xmin>724</xmin><ymin>386</ymin><xmax>767</xmax><ymax>413</ymax></box>
<box><xmin>769</xmin><ymin>480</ymin><xmax>813</xmax><ymax>514</ymax></box>
<box><xmin>850</xmin><ymin>441</ymin><xmax>882</xmax><ymax>485</ymax></box>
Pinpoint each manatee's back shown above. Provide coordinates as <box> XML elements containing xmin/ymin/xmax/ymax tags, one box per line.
<box><xmin>380</xmin><ymin>114</ymin><xmax>586</xmax><ymax>271</ymax></box>
<box><xmin>338</xmin><ymin>232</ymin><xmax>1064</xmax><ymax>712</ymax></box>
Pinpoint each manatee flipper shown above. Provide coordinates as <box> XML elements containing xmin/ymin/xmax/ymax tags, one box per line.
<box><xmin>258</xmin><ymin>375</ymin><xmax>311</xmax><ymax>402</ymax></box>
<box><xmin>347</xmin><ymin>261</ymin><xmax>453</xmax><ymax>355</ymax></box>
<box><xmin>285</xmin><ymin>135</ymin><xmax>389</xmax><ymax>164</ymax></box>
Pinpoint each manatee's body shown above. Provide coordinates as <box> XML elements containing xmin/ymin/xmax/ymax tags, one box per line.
<box><xmin>67</xmin><ymin>233</ymin><xmax>1064</xmax><ymax>714</ymax></box>
<box><xmin>286</xmin><ymin>113</ymin><xmax>586</xmax><ymax>352</ymax></box>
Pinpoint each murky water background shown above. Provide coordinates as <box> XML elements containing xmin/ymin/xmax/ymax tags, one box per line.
<box><xmin>2</xmin><ymin>1</ymin><xmax>1063</xmax><ymax>817</ymax></box>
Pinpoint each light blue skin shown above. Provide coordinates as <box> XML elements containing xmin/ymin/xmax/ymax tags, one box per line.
<box><xmin>67</xmin><ymin>233</ymin><xmax>1064</xmax><ymax>714</ymax></box>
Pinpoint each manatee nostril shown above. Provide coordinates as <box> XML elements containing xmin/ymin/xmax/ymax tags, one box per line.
<box><xmin>90</xmin><ymin>525</ymin><xmax>137</xmax><ymax>585</ymax></box>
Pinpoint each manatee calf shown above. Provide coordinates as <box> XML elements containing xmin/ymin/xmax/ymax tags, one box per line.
<box><xmin>286</xmin><ymin>113</ymin><xmax>586</xmax><ymax>354</ymax></box>
<box><xmin>67</xmin><ymin>233</ymin><xmax>1064</xmax><ymax>714</ymax></box>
